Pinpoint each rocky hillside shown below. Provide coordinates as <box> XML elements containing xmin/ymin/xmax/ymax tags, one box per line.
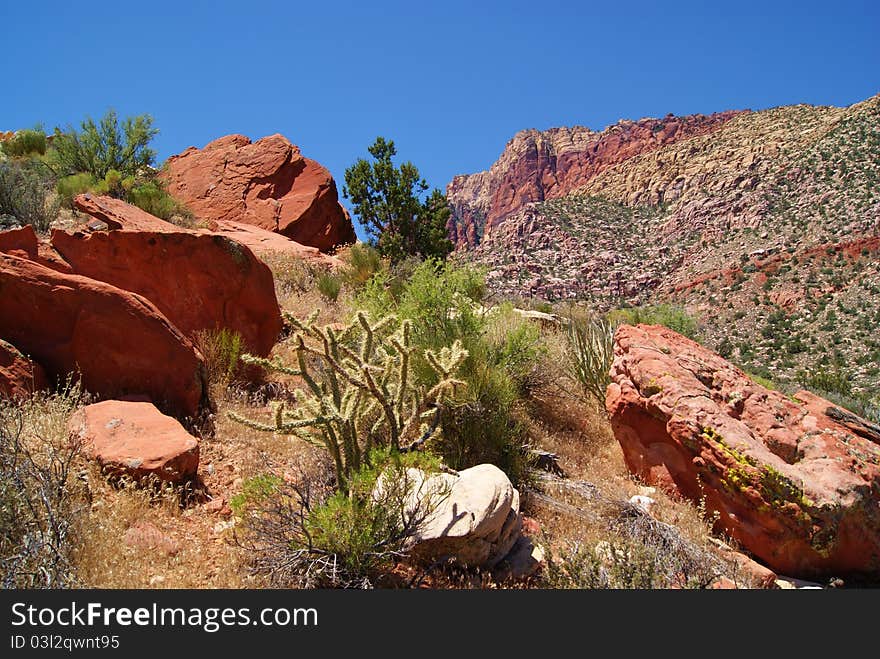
<box><xmin>453</xmin><ymin>93</ymin><xmax>880</xmax><ymax>402</ymax></box>
<box><xmin>447</xmin><ymin>110</ymin><xmax>743</xmax><ymax>247</ymax></box>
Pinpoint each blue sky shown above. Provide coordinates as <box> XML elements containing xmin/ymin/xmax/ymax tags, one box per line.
<box><xmin>4</xmin><ymin>1</ymin><xmax>878</xmax><ymax>239</ymax></box>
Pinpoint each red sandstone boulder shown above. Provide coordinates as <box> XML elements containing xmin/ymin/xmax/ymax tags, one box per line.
<box><xmin>72</xmin><ymin>193</ymin><xmax>181</xmax><ymax>232</ymax></box>
<box><xmin>0</xmin><ymin>339</ymin><xmax>48</xmax><ymax>399</ymax></box>
<box><xmin>0</xmin><ymin>224</ymin><xmax>72</xmax><ymax>272</ymax></box>
<box><xmin>58</xmin><ymin>196</ymin><xmax>282</xmax><ymax>357</ymax></box>
<box><xmin>605</xmin><ymin>324</ymin><xmax>880</xmax><ymax>578</ymax></box>
<box><xmin>69</xmin><ymin>400</ymin><xmax>199</xmax><ymax>483</ymax></box>
<box><xmin>161</xmin><ymin>134</ymin><xmax>356</xmax><ymax>252</ymax></box>
<box><xmin>0</xmin><ymin>252</ymin><xmax>209</xmax><ymax>419</ymax></box>
<box><xmin>205</xmin><ymin>218</ymin><xmax>341</xmax><ymax>269</ymax></box>
<box><xmin>72</xmin><ymin>193</ymin><xmax>339</xmax><ymax>269</ymax></box>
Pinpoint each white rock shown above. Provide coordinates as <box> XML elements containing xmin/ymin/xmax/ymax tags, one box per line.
<box><xmin>376</xmin><ymin>463</ymin><xmax>522</xmax><ymax>569</ymax></box>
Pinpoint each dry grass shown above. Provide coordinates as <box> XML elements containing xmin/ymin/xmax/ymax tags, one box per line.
<box><xmin>517</xmin><ymin>328</ymin><xmax>748</xmax><ymax>588</ymax></box>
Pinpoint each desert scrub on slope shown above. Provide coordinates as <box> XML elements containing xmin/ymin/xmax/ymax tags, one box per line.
<box><xmin>0</xmin><ymin>384</ymin><xmax>88</xmax><ymax>588</ymax></box>
<box><xmin>608</xmin><ymin>303</ymin><xmax>699</xmax><ymax>339</ymax></box>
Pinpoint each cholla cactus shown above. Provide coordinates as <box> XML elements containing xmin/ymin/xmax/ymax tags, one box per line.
<box><xmin>229</xmin><ymin>310</ymin><xmax>467</xmax><ymax>492</ymax></box>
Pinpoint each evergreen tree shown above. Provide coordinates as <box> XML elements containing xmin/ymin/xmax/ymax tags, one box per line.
<box><xmin>343</xmin><ymin>137</ymin><xmax>452</xmax><ymax>262</ymax></box>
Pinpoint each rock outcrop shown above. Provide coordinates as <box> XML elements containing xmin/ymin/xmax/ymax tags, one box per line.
<box><xmin>447</xmin><ymin>111</ymin><xmax>743</xmax><ymax>247</ymax></box>
<box><xmin>379</xmin><ymin>463</ymin><xmax>523</xmax><ymax>569</ymax></box>
<box><xmin>0</xmin><ymin>224</ymin><xmax>72</xmax><ymax>271</ymax></box>
<box><xmin>58</xmin><ymin>196</ymin><xmax>282</xmax><ymax>356</ymax></box>
<box><xmin>161</xmin><ymin>134</ymin><xmax>356</xmax><ymax>252</ymax></box>
<box><xmin>72</xmin><ymin>192</ymin><xmax>338</xmax><ymax>268</ymax></box>
<box><xmin>606</xmin><ymin>323</ymin><xmax>880</xmax><ymax>578</ymax></box>
<box><xmin>0</xmin><ymin>339</ymin><xmax>48</xmax><ymax>400</ymax></box>
<box><xmin>0</xmin><ymin>252</ymin><xmax>209</xmax><ymax>419</ymax></box>
<box><xmin>69</xmin><ymin>400</ymin><xmax>200</xmax><ymax>483</ymax></box>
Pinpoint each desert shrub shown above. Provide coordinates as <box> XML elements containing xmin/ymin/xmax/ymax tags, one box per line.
<box><xmin>339</xmin><ymin>242</ymin><xmax>385</xmax><ymax>289</ymax></box>
<box><xmin>358</xmin><ymin>261</ymin><xmax>538</xmax><ymax>484</ymax></box>
<box><xmin>230</xmin><ymin>310</ymin><xmax>467</xmax><ymax>493</ymax></box>
<box><xmin>232</xmin><ymin>450</ymin><xmax>446</xmax><ymax>588</ymax></box>
<box><xmin>798</xmin><ymin>362</ymin><xmax>852</xmax><ymax>398</ymax></box>
<box><xmin>51</xmin><ymin>109</ymin><xmax>157</xmax><ymax>180</ymax></box>
<box><xmin>56</xmin><ymin>172</ymin><xmax>98</xmax><ymax>207</ymax></box>
<box><xmin>194</xmin><ymin>328</ymin><xmax>245</xmax><ymax>393</ymax></box>
<box><xmin>0</xmin><ymin>384</ymin><xmax>88</xmax><ymax>588</ymax></box>
<box><xmin>126</xmin><ymin>180</ymin><xmax>193</xmax><ymax>224</ymax></box>
<box><xmin>609</xmin><ymin>304</ymin><xmax>698</xmax><ymax>339</ymax></box>
<box><xmin>1</xmin><ymin>128</ymin><xmax>48</xmax><ymax>158</ymax></box>
<box><xmin>564</xmin><ymin>312</ymin><xmax>614</xmax><ymax>407</ymax></box>
<box><xmin>0</xmin><ymin>160</ymin><xmax>58</xmax><ymax>233</ymax></box>
<box><xmin>543</xmin><ymin>538</ymin><xmax>719</xmax><ymax>589</ymax></box>
<box><xmin>316</xmin><ymin>272</ymin><xmax>342</xmax><ymax>302</ymax></box>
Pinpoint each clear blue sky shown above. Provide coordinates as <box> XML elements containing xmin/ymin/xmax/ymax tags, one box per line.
<box><xmin>4</xmin><ymin>1</ymin><xmax>878</xmax><ymax>239</ymax></box>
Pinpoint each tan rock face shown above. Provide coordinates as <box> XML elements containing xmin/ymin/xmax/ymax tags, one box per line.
<box><xmin>0</xmin><ymin>252</ymin><xmax>209</xmax><ymax>419</ymax></box>
<box><xmin>605</xmin><ymin>323</ymin><xmax>880</xmax><ymax>579</ymax></box>
<box><xmin>447</xmin><ymin>111</ymin><xmax>743</xmax><ymax>247</ymax></box>
<box><xmin>69</xmin><ymin>400</ymin><xmax>199</xmax><ymax>483</ymax></box>
<box><xmin>161</xmin><ymin>134</ymin><xmax>356</xmax><ymax>252</ymax></box>
<box><xmin>0</xmin><ymin>339</ymin><xmax>48</xmax><ymax>400</ymax></box>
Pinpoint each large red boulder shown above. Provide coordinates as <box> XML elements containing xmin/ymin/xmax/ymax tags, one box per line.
<box><xmin>0</xmin><ymin>224</ymin><xmax>72</xmax><ymax>272</ymax></box>
<box><xmin>0</xmin><ymin>339</ymin><xmax>48</xmax><ymax>399</ymax></box>
<box><xmin>0</xmin><ymin>252</ymin><xmax>209</xmax><ymax>419</ymax></box>
<box><xmin>161</xmin><ymin>134</ymin><xmax>356</xmax><ymax>252</ymax></box>
<box><xmin>605</xmin><ymin>323</ymin><xmax>880</xmax><ymax>579</ymax></box>
<box><xmin>69</xmin><ymin>400</ymin><xmax>200</xmax><ymax>483</ymax></box>
<box><xmin>59</xmin><ymin>196</ymin><xmax>282</xmax><ymax>357</ymax></box>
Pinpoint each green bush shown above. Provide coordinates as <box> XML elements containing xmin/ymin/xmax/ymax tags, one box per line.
<box><xmin>126</xmin><ymin>180</ymin><xmax>193</xmax><ymax>223</ymax></box>
<box><xmin>194</xmin><ymin>328</ymin><xmax>245</xmax><ymax>391</ymax></box>
<box><xmin>358</xmin><ymin>261</ymin><xmax>538</xmax><ymax>485</ymax></box>
<box><xmin>0</xmin><ymin>161</ymin><xmax>58</xmax><ymax>233</ymax></box>
<box><xmin>51</xmin><ymin>109</ymin><xmax>157</xmax><ymax>180</ymax></box>
<box><xmin>1</xmin><ymin>129</ymin><xmax>47</xmax><ymax>158</ymax></box>
<box><xmin>339</xmin><ymin>242</ymin><xmax>385</xmax><ymax>289</ymax></box>
<box><xmin>316</xmin><ymin>272</ymin><xmax>342</xmax><ymax>302</ymax></box>
<box><xmin>609</xmin><ymin>304</ymin><xmax>698</xmax><ymax>339</ymax></box>
<box><xmin>233</xmin><ymin>449</ymin><xmax>446</xmax><ymax>588</ymax></box>
<box><xmin>56</xmin><ymin>172</ymin><xmax>98</xmax><ymax>207</ymax></box>
<box><xmin>564</xmin><ymin>313</ymin><xmax>614</xmax><ymax>407</ymax></box>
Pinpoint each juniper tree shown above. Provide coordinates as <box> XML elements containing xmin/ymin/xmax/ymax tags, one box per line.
<box><xmin>343</xmin><ymin>137</ymin><xmax>453</xmax><ymax>263</ymax></box>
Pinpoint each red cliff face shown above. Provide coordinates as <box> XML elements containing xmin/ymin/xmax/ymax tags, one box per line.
<box><xmin>447</xmin><ymin>111</ymin><xmax>744</xmax><ymax>247</ymax></box>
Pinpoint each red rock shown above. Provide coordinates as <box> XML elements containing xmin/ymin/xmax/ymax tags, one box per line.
<box><xmin>0</xmin><ymin>252</ymin><xmax>209</xmax><ymax>419</ymax></box>
<box><xmin>0</xmin><ymin>339</ymin><xmax>48</xmax><ymax>399</ymax></box>
<box><xmin>0</xmin><ymin>224</ymin><xmax>72</xmax><ymax>272</ymax></box>
<box><xmin>69</xmin><ymin>400</ymin><xmax>200</xmax><ymax>483</ymax></box>
<box><xmin>710</xmin><ymin>539</ymin><xmax>778</xmax><ymax>588</ymax></box>
<box><xmin>205</xmin><ymin>218</ymin><xmax>341</xmax><ymax>269</ymax></box>
<box><xmin>55</xmin><ymin>199</ymin><xmax>282</xmax><ymax>357</ymax></box>
<box><xmin>161</xmin><ymin>134</ymin><xmax>356</xmax><ymax>252</ymax></box>
<box><xmin>605</xmin><ymin>323</ymin><xmax>880</xmax><ymax>579</ymax></box>
<box><xmin>447</xmin><ymin>111</ymin><xmax>744</xmax><ymax>247</ymax></box>
<box><xmin>72</xmin><ymin>193</ymin><xmax>180</xmax><ymax>232</ymax></box>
